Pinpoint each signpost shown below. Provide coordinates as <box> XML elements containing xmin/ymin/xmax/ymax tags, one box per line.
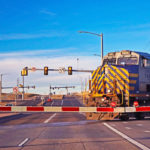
<box><xmin>41</xmin><ymin>96</ymin><xmax>44</xmax><ymax>106</ymax></box>
<box><xmin>58</xmin><ymin>67</ymin><xmax>65</xmax><ymax>73</ymax></box>
<box><xmin>13</xmin><ymin>87</ymin><xmax>18</xmax><ymax>106</ymax></box>
<box><xmin>31</xmin><ymin>67</ymin><xmax>36</xmax><ymax>72</ymax></box>
<box><xmin>13</xmin><ymin>87</ymin><xmax>18</xmax><ymax>94</ymax></box>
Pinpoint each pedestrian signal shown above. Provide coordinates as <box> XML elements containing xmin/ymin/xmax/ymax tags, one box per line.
<box><xmin>68</xmin><ymin>66</ymin><xmax>72</xmax><ymax>75</ymax></box>
<box><xmin>44</xmin><ymin>66</ymin><xmax>48</xmax><ymax>75</ymax></box>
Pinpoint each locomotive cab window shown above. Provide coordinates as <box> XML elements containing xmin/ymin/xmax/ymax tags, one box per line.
<box><xmin>117</xmin><ymin>57</ymin><xmax>138</xmax><ymax>65</ymax></box>
<box><xmin>145</xmin><ymin>59</ymin><xmax>150</xmax><ymax>67</ymax></box>
<box><xmin>141</xmin><ymin>59</ymin><xmax>150</xmax><ymax>67</ymax></box>
<box><xmin>103</xmin><ymin>58</ymin><xmax>116</xmax><ymax>65</ymax></box>
<box><xmin>146</xmin><ymin>84</ymin><xmax>150</xmax><ymax>92</ymax></box>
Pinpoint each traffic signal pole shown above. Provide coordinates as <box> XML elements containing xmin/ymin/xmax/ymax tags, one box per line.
<box><xmin>22</xmin><ymin>76</ymin><xmax>24</xmax><ymax>100</ymax></box>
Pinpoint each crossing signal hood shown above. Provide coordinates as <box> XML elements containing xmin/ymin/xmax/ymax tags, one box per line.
<box><xmin>21</xmin><ymin>67</ymin><xmax>28</xmax><ymax>76</ymax></box>
<box><xmin>44</xmin><ymin>66</ymin><xmax>48</xmax><ymax>75</ymax></box>
<box><xmin>68</xmin><ymin>66</ymin><xmax>72</xmax><ymax>75</ymax></box>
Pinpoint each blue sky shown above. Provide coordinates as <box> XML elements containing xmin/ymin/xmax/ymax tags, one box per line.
<box><xmin>1</xmin><ymin>0</ymin><xmax>150</xmax><ymax>55</ymax></box>
<box><xmin>0</xmin><ymin>0</ymin><xmax>150</xmax><ymax>94</ymax></box>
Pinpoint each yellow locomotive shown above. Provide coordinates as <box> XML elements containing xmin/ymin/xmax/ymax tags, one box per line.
<box><xmin>86</xmin><ymin>50</ymin><xmax>150</xmax><ymax>120</ymax></box>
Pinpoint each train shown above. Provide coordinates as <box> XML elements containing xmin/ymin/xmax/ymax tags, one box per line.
<box><xmin>86</xmin><ymin>50</ymin><xmax>150</xmax><ymax>120</ymax></box>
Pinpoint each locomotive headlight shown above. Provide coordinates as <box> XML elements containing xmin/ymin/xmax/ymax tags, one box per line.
<box><xmin>107</xmin><ymin>89</ymin><xmax>111</xmax><ymax>93</ymax></box>
<box><xmin>102</xmin><ymin>98</ymin><xmax>105</xmax><ymax>102</ymax></box>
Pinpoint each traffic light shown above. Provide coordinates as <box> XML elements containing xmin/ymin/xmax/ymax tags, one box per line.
<box><xmin>19</xmin><ymin>84</ymin><xmax>23</xmax><ymax>88</ymax></box>
<box><xmin>68</xmin><ymin>66</ymin><xmax>72</xmax><ymax>75</ymax></box>
<box><xmin>44</xmin><ymin>66</ymin><xmax>48</xmax><ymax>75</ymax></box>
<box><xmin>21</xmin><ymin>67</ymin><xmax>28</xmax><ymax>76</ymax></box>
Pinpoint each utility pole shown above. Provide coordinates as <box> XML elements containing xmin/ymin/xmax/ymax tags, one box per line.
<box><xmin>49</xmin><ymin>85</ymin><xmax>51</xmax><ymax>99</ymax></box>
<box><xmin>101</xmin><ymin>33</ymin><xmax>103</xmax><ymax>64</ymax></box>
<box><xmin>0</xmin><ymin>74</ymin><xmax>3</xmax><ymax>102</ymax></box>
<box><xmin>0</xmin><ymin>81</ymin><xmax>1</xmax><ymax>103</ymax></box>
<box><xmin>22</xmin><ymin>76</ymin><xmax>24</xmax><ymax>100</ymax></box>
<box><xmin>16</xmin><ymin>78</ymin><xmax>19</xmax><ymax>101</ymax></box>
<box><xmin>77</xmin><ymin>58</ymin><xmax>79</xmax><ymax>70</ymax></box>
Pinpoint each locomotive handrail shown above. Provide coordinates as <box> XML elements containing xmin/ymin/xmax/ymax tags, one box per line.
<box><xmin>114</xmin><ymin>78</ymin><xmax>124</xmax><ymax>105</ymax></box>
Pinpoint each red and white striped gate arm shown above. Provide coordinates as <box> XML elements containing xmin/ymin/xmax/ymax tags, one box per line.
<box><xmin>0</xmin><ymin>106</ymin><xmax>150</xmax><ymax>113</ymax></box>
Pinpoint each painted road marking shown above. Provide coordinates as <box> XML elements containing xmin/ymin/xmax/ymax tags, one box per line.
<box><xmin>51</xmin><ymin>101</ymin><xmax>54</xmax><ymax>106</ymax></box>
<box><xmin>137</xmin><ymin>124</ymin><xmax>143</xmax><ymax>126</ymax></box>
<box><xmin>61</xmin><ymin>100</ymin><xmax>64</xmax><ymax>106</ymax></box>
<box><xmin>103</xmin><ymin>123</ymin><xmax>150</xmax><ymax>150</ymax></box>
<box><xmin>144</xmin><ymin>131</ymin><xmax>150</xmax><ymax>133</ymax></box>
<box><xmin>18</xmin><ymin>138</ymin><xmax>29</xmax><ymax>147</ymax></box>
<box><xmin>123</xmin><ymin>122</ymin><xmax>128</xmax><ymax>124</ymax></box>
<box><xmin>125</xmin><ymin>127</ymin><xmax>131</xmax><ymax>130</ymax></box>
<box><xmin>44</xmin><ymin>113</ymin><xmax>56</xmax><ymax>123</ymax></box>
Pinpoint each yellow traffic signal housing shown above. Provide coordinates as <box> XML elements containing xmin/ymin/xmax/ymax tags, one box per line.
<box><xmin>19</xmin><ymin>84</ymin><xmax>23</xmax><ymax>88</ymax></box>
<box><xmin>21</xmin><ymin>67</ymin><xmax>28</xmax><ymax>76</ymax></box>
<box><xmin>68</xmin><ymin>66</ymin><xmax>72</xmax><ymax>75</ymax></box>
<box><xmin>44</xmin><ymin>66</ymin><xmax>48</xmax><ymax>75</ymax></box>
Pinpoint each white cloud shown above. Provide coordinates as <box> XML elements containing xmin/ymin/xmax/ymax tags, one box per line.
<box><xmin>0</xmin><ymin>49</ymin><xmax>59</xmax><ymax>57</ymax></box>
<box><xmin>0</xmin><ymin>32</ymin><xmax>64</xmax><ymax>40</ymax></box>
<box><xmin>0</xmin><ymin>48</ymin><xmax>77</xmax><ymax>58</ymax></box>
<box><xmin>0</xmin><ymin>52</ymin><xmax>100</xmax><ymax>94</ymax></box>
<box><xmin>40</xmin><ymin>10</ymin><xmax>56</xmax><ymax>16</ymax></box>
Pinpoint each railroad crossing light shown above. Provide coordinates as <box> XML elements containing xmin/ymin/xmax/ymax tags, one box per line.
<box><xmin>68</xmin><ymin>66</ymin><xmax>72</xmax><ymax>75</ymax></box>
<box><xmin>44</xmin><ymin>66</ymin><xmax>48</xmax><ymax>75</ymax></box>
<box><xmin>21</xmin><ymin>67</ymin><xmax>28</xmax><ymax>76</ymax></box>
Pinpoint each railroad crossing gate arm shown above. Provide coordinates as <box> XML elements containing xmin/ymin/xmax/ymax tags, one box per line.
<box><xmin>0</xmin><ymin>106</ymin><xmax>150</xmax><ymax>113</ymax></box>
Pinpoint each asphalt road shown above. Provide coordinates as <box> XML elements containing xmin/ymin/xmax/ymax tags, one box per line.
<box><xmin>1</xmin><ymin>98</ymin><xmax>42</xmax><ymax>106</ymax></box>
<box><xmin>0</xmin><ymin>96</ymin><xmax>150</xmax><ymax>150</ymax></box>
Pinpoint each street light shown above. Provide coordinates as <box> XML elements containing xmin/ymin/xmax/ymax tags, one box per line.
<box><xmin>78</xmin><ymin>31</ymin><xmax>103</xmax><ymax>65</ymax></box>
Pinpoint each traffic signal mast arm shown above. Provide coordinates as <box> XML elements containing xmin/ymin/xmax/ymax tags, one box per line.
<box><xmin>28</xmin><ymin>68</ymin><xmax>93</xmax><ymax>72</ymax></box>
<box><xmin>49</xmin><ymin>86</ymin><xmax>75</xmax><ymax>96</ymax></box>
<box><xmin>19</xmin><ymin>85</ymin><xmax>35</xmax><ymax>89</ymax></box>
<box><xmin>50</xmin><ymin>86</ymin><xmax>75</xmax><ymax>89</ymax></box>
<box><xmin>23</xmin><ymin>67</ymin><xmax>93</xmax><ymax>76</ymax></box>
<box><xmin>2</xmin><ymin>86</ymin><xmax>35</xmax><ymax>89</ymax></box>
